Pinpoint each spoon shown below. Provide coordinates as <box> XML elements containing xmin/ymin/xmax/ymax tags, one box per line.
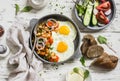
<box><xmin>27</xmin><ymin>26</ymin><xmax>37</xmax><ymax>68</ymax></box>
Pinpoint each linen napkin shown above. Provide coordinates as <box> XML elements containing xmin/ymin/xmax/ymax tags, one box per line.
<box><xmin>6</xmin><ymin>20</ymin><xmax>43</xmax><ymax>81</ymax></box>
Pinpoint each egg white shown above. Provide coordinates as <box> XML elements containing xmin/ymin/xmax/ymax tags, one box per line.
<box><xmin>51</xmin><ymin>32</ymin><xmax>74</xmax><ymax>62</ymax></box>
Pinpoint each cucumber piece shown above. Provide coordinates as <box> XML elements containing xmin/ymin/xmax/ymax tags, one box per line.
<box><xmin>95</xmin><ymin>0</ymin><xmax>99</xmax><ymax>7</ymax></box>
<box><xmin>92</xmin><ymin>1</ymin><xmax>99</xmax><ymax>26</ymax></box>
<box><xmin>92</xmin><ymin>15</ymin><xmax>97</xmax><ymax>26</ymax></box>
<box><xmin>83</xmin><ymin>2</ymin><xmax>93</xmax><ymax>26</ymax></box>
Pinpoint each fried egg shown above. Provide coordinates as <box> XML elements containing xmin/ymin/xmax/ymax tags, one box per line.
<box><xmin>51</xmin><ymin>32</ymin><xmax>74</xmax><ymax>62</ymax></box>
<box><xmin>57</xmin><ymin>21</ymin><xmax>77</xmax><ymax>41</ymax></box>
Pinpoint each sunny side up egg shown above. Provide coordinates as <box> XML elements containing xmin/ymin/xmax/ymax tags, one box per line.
<box><xmin>50</xmin><ymin>21</ymin><xmax>77</xmax><ymax>62</ymax></box>
<box><xmin>57</xmin><ymin>21</ymin><xmax>77</xmax><ymax>41</ymax></box>
<box><xmin>50</xmin><ymin>32</ymin><xmax>75</xmax><ymax>62</ymax></box>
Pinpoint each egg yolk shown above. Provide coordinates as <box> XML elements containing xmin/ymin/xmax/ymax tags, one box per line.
<box><xmin>59</xmin><ymin>26</ymin><xmax>70</xmax><ymax>35</ymax></box>
<box><xmin>57</xmin><ymin>41</ymin><xmax>68</xmax><ymax>53</ymax></box>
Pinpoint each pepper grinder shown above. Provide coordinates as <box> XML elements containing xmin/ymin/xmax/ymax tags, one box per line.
<box><xmin>28</xmin><ymin>0</ymin><xmax>47</xmax><ymax>10</ymax></box>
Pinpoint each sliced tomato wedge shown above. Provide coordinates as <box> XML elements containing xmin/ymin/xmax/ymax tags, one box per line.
<box><xmin>49</xmin><ymin>55</ymin><xmax>59</xmax><ymax>62</ymax></box>
<box><xmin>96</xmin><ymin>11</ymin><xmax>109</xmax><ymax>24</ymax></box>
<box><xmin>47</xmin><ymin>21</ymin><xmax>54</xmax><ymax>27</ymax></box>
<box><xmin>97</xmin><ymin>1</ymin><xmax>111</xmax><ymax>12</ymax></box>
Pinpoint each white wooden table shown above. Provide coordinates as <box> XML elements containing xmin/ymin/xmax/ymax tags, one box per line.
<box><xmin>0</xmin><ymin>0</ymin><xmax>120</xmax><ymax>81</ymax></box>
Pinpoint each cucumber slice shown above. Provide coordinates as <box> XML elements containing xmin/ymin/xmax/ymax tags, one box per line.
<box><xmin>92</xmin><ymin>0</ymin><xmax>99</xmax><ymax>26</ymax></box>
<box><xmin>83</xmin><ymin>2</ymin><xmax>93</xmax><ymax>26</ymax></box>
<box><xmin>92</xmin><ymin>15</ymin><xmax>97</xmax><ymax>26</ymax></box>
<box><xmin>94</xmin><ymin>0</ymin><xmax>99</xmax><ymax>7</ymax></box>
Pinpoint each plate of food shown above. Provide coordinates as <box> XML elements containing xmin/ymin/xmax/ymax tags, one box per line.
<box><xmin>66</xmin><ymin>67</ymin><xmax>92</xmax><ymax>81</ymax></box>
<box><xmin>74</xmin><ymin>0</ymin><xmax>116</xmax><ymax>31</ymax></box>
<box><xmin>29</xmin><ymin>14</ymin><xmax>81</xmax><ymax>64</ymax></box>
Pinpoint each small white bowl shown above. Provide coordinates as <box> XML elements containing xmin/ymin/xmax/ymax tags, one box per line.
<box><xmin>66</xmin><ymin>67</ymin><xmax>92</xmax><ymax>81</ymax></box>
<box><xmin>28</xmin><ymin>0</ymin><xmax>47</xmax><ymax>10</ymax></box>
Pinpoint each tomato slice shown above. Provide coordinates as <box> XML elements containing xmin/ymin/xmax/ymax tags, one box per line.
<box><xmin>48</xmin><ymin>36</ymin><xmax>53</xmax><ymax>45</ymax></box>
<box><xmin>54</xmin><ymin>56</ymin><xmax>59</xmax><ymax>62</ymax></box>
<box><xmin>101</xmin><ymin>0</ymin><xmax>106</xmax><ymax>3</ymax></box>
<box><xmin>49</xmin><ymin>55</ymin><xmax>59</xmax><ymax>62</ymax></box>
<box><xmin>97</xmin><ymin>1</ymin><xmax>111</xmax><ymax>12</ymax></box>
<box><xmin>47</xmin><ymin>21</ymin><xmax>54</xmax><ymax>27</ymax></box>
<box><xmin>96</xmin><ymin>11</ymin><xmax>109</xmax><ymax>24</ymax></box>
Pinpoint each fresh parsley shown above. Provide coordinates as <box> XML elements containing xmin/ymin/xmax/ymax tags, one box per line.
<box><xmin>84</xmin><ymin>70</ymin><xmax>89</xmax><ymax>80</ymax></box>
<box><xmin>15</xmin><ymin>4</ymin><xmax>20</xmax><ymax>15</ymax></box>
<box><xmin>80</xmin><ymin>56</ymin><xmax>86</xmax><ymax>67</ymax></box>
<box><xmin>21</xmin><ymin>6</ymin><xmax>33</xmax><ymax>12</ymax></box>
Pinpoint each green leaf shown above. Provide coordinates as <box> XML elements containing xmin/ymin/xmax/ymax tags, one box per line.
<box><xmin>97</xmin><ymin>35</ymin><xmax>107</xmax><ymax>44</ymax></box>
<box><xmin>80</xmin><ymin>56</ymin><xmax>85</xmax><ymax>67</ymax></box>
<box><xmin>21</xmin><ymin>6</ymin><xmax>33</xmax><ymax>12</ymax></box>
<box><xmin>76</xmin><ymin>4</ymin><xmax>85</xmax><ymax>16</ymax></box>
<box><xmin>15</xmin><ymin>4</ymin><xmax>20</xmax><ymax>15</ymax></box>
<box><xmin>73</xmin><ymin>67</ymin><xmax>79</xmax><ymax>74</ymax></box>
<box><xmin>84</xmin><ymin>70</ymin><xmax>89</xmax><ymax>80</ymax></box>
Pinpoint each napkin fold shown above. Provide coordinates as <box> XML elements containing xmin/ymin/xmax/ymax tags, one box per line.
<box><xmin>6</xmin><ymin>22</ymin><xmax>43</xmax><ymax>81</ymax></box>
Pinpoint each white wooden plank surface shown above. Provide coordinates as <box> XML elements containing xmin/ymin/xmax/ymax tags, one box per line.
<box><xmin>0</xmin><ymin>0</ymin><xmax>120</xmax><ymax>81</ymax></box>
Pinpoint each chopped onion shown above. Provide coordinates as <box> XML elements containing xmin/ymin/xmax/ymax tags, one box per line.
<box><xmin>105</xmin><ymin>9</ymin><xmax>111</xmax><ymax>16</ymax></box>
<box><xmin>98</xmin><ymin>22</ymin><xmax>105</xmax><ymax>27</ymax></box>
<box><xmin>46</xmin><ymin>18</ymin><xmax>59</xmax><ymax>30</ymax></box>
<box><xmin>35</xmin><ymin>37</ymin><xmax>46</xmax><ymax>50</ymax></box>
<box><xmin>36</xmin><ymin>41</ymin><xmax>45</xmax><ymax>50</ymax></box>
<box><xmin>38</xmin><ymin>37</ymin><xmax>46</xmax><ymax>43</ymax></box>
<box><xmin>93</xmin><ymin>8</ymin><xmax>98</xmax><ymax>15</ymax></box>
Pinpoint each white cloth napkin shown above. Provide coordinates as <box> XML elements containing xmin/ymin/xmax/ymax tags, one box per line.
<box><xmin>6</xmin><ymin>21</ymin><xmax>43</xmax><ymax>81</ymax></box>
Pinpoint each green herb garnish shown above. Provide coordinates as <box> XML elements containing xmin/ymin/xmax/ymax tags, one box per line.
<box><xmin>73</xmin><ymin>67</ymin><xmax>79</xmax><ymax>74</ymax></box>
<box><xmin>49</xmin><ymin>47</ymin><xmax>54</xmax><ymax>50</ymax></box>
<box><xmin>76</xmin><ymin>4</ymin><xmax>85</xmax><ymax>16</ymax></box>
<box><xmin>21</xmin><ymin>6</ymin><xmax>33</xmax><ymax>12</ymax></box>
<box><xmin>80</xmin><ymin>56</ymin><xmax>85</xmax><ymax>67</ymax></box>
<box><xmin>15</xmin><ymin>4</ymin><xmax>20</xmax><ymax>15</ymax></box>
<box><xmin>56</xmin><ymin>4</ymin><xmax>58</xmax><ymax>6</ymax></box>
<box><xmin>61</xmin><ymin>6</ymin><xmax>65</xmax><ymax>9</ymax></box>
<box><xmin>84</xmin><ymin>70</ymin><xmax>89</xmax><ymax>80</ymax></box>
<box><xmin>97</xmin><ymin>35</ymin><xmax>116</xmax><ymax>53</ymax></box>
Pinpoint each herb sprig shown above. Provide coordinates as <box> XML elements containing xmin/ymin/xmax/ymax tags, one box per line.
<box><xmin>80</xmin><ymin>56</ymin><xmax>86</xmax><ymax>67</ymax></box>
<box><xmin>15</xmin><ymin>4</ymin><xmax>20</xmax><ymax>15</ymax></box>
<box><xmin>84</xmin><ymin>70</ymin><xmax>89</xmax><ymax>80</ymax></box>
<box><xmin>15</xmin><ymin>4</ymin><xmax>33</xmax><ymax>15</ymax></box>
<box><xmin>73</xmin><ymin>67</ymin><xmax>90</xmax><ymax>81</ymax></box>
<box><xmin>97</xmin><ymin>35</ymin><xmax>116</xmax><ymax>53</ymax></box>
<box><xmin>21</xmin><ymin>6</ymin><xmax>33</xmax><ymax>12</ymax></box>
